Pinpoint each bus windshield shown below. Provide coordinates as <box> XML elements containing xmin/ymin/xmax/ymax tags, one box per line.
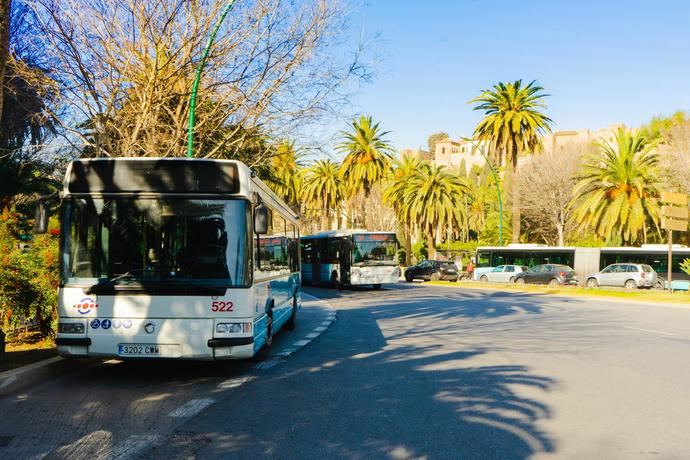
<box><xmin>62</xmin><ymin>198</ymin><xmax>250</xmax><ymax>287</ymax></box>
<box><xmin>352</xmin><ymin>233</ymin><xmax>397</xmax><ymax>266</ymax></box>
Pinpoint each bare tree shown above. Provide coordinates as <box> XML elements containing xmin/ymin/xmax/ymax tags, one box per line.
<box><xmin>519</xmin><ymin>142</ymin><xmax>588</xmax><ymax>246</ymax></box>
<box><xmin>658</xmin><ymin>120</ymin><xmax>690</xmax><ymax>194</ymax></box>
<box><xmin>0</xmin><ymin>0</ymin><xmax>10</xmax><ymax>126</ymax></box>
<box><xmin>29</xmin><ymin>0</ymin><xmax>370</xmax><ymax>161</ymax></box>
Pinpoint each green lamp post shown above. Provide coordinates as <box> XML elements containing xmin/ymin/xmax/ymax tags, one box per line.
<box><xmin>186</xmin><ymin>0</ymin><xmax>238</xmax><ymax>158</ymax></box>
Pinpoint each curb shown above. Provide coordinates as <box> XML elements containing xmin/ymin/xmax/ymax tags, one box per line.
<box><xmin>254</xmin><ymin>293</ymin><xmax>336</xmax><ymax>369</ymax></box>
<box><xmin>425</xmin><ymin>280</ymin><xmax>690</xmax><ymax>309</ymax></box>
<box><xmin>0</xmin><ymin>356</ymin><xmax>64</xmax><ymax>397</ymax></box>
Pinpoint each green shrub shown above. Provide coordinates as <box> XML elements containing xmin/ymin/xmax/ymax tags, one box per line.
<box><xmin>681</xmin><ymin>258</ymin><xmax>690</xmax><ymax>276</ymax></box>
<box><xmin>0</xmin><ymin>209</ymin><xmax>59</xmax><ymax>337</ymax></box>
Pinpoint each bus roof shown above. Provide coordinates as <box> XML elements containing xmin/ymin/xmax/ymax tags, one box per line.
<box><xmin>477</xmin><ymin>245</ymin><xmax>690</xmax><ymax>254</ymax></box>
<box><xmin>477</xmin><ymin>246</ymin><xmax>576</xmax><ymax>251</ymax></box>
<box><xmin>62</xmin><ymin>157</ymin><xmax>298</xmax><ymax>223</ymax></box>
<box><xmin>302</xmin><ymin>229</ymin><xmax>396</xmax><ymax>239</ymax></box>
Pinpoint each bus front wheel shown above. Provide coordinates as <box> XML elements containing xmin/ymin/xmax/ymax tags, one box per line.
<box><xmin>285</xmin><ymin>296</ymin><xmax>298</xmax><ymax>331</ymax></box>
<box><xmin>254</xmin><ymin>313</ymin><xmax>273</xmax><ymax>361</ymax></box>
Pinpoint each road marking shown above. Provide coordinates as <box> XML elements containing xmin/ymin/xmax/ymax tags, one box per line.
<box><xmin>305</xmin><ymin>332</ymin><xmax>319</xmax><ymax>339</ymax></box>
<box><xmin>105</xmin><ymin>434</ymin><xmax>160</xmax><ymax>460</ymax></box>
<box><xmin>273</xmin><ymin>349</ymin><xmax>296</xmax><ymax>357</ymax></box>
<box><xmin>320</xmin><ymin>321</ymin><xmax>332</xmax><ymax>327</ymax></box>
<box><xmin>314</xmin><ymin>326</ymin><xmax>327</xmax><ymax>332</ymax></box>
<box><xmin>293</xmin><ymin>339</ymin><xmax>310</xmax><ymax>347</ymax></box>
<box><xmin>624</xmin><ymin>326</ymin><xmax>675</xmax><ymax>336</ymax></box>
<box><xmin>168</xmin><ymin>398</ymin><xmax>215</xmax><ymax>418</ymax></box>
<box><xmin>255</xmin><ymin>360</ymin><xmax>280</xmax><ymax>369</ymax></box>
<box><xmin>218</xmin><ymin>376</ymin><xmax>254</xmax><ymax>389</ymax></box>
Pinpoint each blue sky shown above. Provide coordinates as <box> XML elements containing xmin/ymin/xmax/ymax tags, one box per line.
<box><xmin>335</xmin><ymin>0</ymin><xmax>690</xmax><ymax>150</ymax></box>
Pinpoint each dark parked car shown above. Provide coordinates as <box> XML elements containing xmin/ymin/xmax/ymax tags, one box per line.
<box><xmin>513</xmin><ymin>264</ymin><xmax>578</xmax><ymax>286</ymax></box>
<box><xmin>405</xmin><ymin>260</ymin><xmax>459</xmax><ymax>282</ymax></box>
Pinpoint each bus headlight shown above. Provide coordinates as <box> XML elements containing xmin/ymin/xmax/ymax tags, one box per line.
<box><xmin>216</xmin><ymin>322</ymin><xmax>252</xmax><ymax>334</ymax></box>
<box><xmin>58</xmin><ymin>322</ymin><xmax>85</xmax><ymax>334</ymax></box>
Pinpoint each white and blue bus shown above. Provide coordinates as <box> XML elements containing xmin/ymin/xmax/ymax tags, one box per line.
<box><xmin>301</xmin><ymin>230</ymin><xmax>400</xmax><ymax>289</ymax></box>
<box><xmin>35</xmin><ymin>158</ymin><xmax>300</xmax><ymax>360</ymax></box>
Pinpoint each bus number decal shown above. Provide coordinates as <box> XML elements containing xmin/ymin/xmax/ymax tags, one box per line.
<box><xmin>211</xmin><ymin>301</ymin><xmax>234</xmax><ymax>312</ymax></box>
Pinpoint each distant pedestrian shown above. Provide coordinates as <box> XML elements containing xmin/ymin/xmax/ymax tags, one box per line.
<box><xmin>466</xmin><ymin>260</ymin><xmax>474</xmax><ymax>281</ymax></box>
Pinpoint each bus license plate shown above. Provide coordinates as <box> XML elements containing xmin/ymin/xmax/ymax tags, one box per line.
<box><xmin>118</xmin><ymin>344</ymin><xmax>161</xmax><ymax>357</ymax></box>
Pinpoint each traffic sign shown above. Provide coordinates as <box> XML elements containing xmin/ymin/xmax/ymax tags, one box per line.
<box><xmin>662</xmin><ymin>205</ymin><xmax>689</xmax><ymax>219</ymax></box>
<box><xmin>661</xmin><ymin>217</ymin><xmax>687</xmax><ymax>232</ymax></box>
<box><xmin>661</xmin><ymin>191</ymin><xmax>688</xmax><ymax>206</ymax></box>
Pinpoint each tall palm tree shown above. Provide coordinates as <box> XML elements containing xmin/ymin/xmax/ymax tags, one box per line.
<box><xmin>337</xmin><ymin>115</ymin><xmax>394</xmax><ymax>227</ymax></box>
<box><xmin>267</xmin><ymin>140</ymin><xmax>303</xmax><ymax>209</ymax></box>
<box><xmin>383</xmin><ymin>154</ymin><xmax>422</xmax><ymax>265</ymax></box>
<box><xmin>573</xmin><ymin>128</ymin><xmax>661</xmax><ymax>245</ymax></box>
<box><xmin>401</xmin><ymin>162</ymin><xmax>468</xmax><ymax>259</ymax></box>
<box><xmin>302</xmin><ymin>159</ymin><xmax>347</xmax><ymax>231</ymax></box>
<box><xmin>470</xmin><ymin>79</ymin><xmax>553</xmax><ymax>243</ymax></box>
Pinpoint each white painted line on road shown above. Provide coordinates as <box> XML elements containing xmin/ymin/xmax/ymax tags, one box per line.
<box><xmin>217</xmin><ymin>376</ymin><xmax>254</xmax><ymax>389</ymax></box>
<box><xmin>320</xmin><ymin>321</ymin><xmax>332</xmax><ymax>327</ymax></box>
<box><xmin>624</xmin><ymin>326</ymin><xmax>675</xmax><ymax>336</ymax></box>
<box><xmin>314</xmin><ymin>326</ymin><xmax>327</xmax><ymax>332</ymax></box>
<box><xmin>255</xmin><ymin>360</ymin><xmax>280</xmax><ymax>369</ymax></box>
<box><xmin>273</xmin><ymin>349</ymin><xmax>296</xmax><ymax>357</ymax></box>
<box><xmin>305</xmin><ymin>332</ymin><xmax>319</xmax><ymax>339</ymax></box>
<box><xmin>168</xmin><ymin>398</ymin><xmax>215</xmax><ymax>418</ymax></box>
<box><xmin>293</xmin><ymin>339</ymin><xmax>311</xmax><ymax>347</ymax></box>
<box><xmin>105</xmin><ymin>434</ymin><xmax>161</xmax><ymax>460</ymax></box>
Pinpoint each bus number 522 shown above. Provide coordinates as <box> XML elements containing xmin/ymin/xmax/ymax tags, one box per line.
<box><xmin>211</xmin><ymin>301</ymin><xmax>234</xmax><ymax>312</ymax></box>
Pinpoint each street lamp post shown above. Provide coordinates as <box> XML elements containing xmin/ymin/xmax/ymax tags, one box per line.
<box><xmin>186</xmin><ymin>0</ymin><xmax>238</xmax><ymax>158</ymax></box>
<box><xmin>461</xmin><ymin>137</ymin><xmax>503</xmax><ymax>246</ymax></box>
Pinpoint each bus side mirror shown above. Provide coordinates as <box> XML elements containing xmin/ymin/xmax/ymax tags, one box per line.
<box><xmin>254</xmin><ymin>204</ymin><xmax>269</xmax><ymax>235</ymax></box>
<box><xmin>34</xmin><ymin>201</ymin><xmax>49</xmax><ymax>234</ymax></box>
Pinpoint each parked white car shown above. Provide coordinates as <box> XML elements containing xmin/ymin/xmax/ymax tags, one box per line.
<box><xmin>586</xmin><ymin>263</ymin><xmax>658</xmax><ymax>289</ymax></box>
<box><xmin>478</xmin><ymin>265</ymin><xmax>529</xmax><ymax>283</ymax></box>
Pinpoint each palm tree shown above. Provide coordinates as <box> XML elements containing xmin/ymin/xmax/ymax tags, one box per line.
<box><xmin>470</xmin><ymin>79</ymin><xmax>553</xmax><ymax>243</ymax></box>
<box><xmin>573</xmin><ymin>128</ymin><xmax>661</xmax><ymax>245</ymax></box>
<box><xmin>337</xmin><ymin>115</ymin><xmax>394</xmax><ymax>227</ymax></box>
<box><xmin>401</xmin><ymin>162</ymin><xmax>468</xmax><ymax>259</ymax></box>
<box><xmin>383</xmin><ymin>154</ymin><xmax>422</xmax><ymax>265</ymax></box>
<box><xmin>302</xmin><ymin>159</ymin><xmax>347</xmax><ymax>231</ymax></box>
<box><xmin>267</xmin><ymin>140</ymin><xmax>303</xmax><ymax>209</ymax></box>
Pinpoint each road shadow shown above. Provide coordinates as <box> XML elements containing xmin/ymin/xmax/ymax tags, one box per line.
<box><xmin>185</xmin><ymin>301</ymin><xmax>557</xmax><ymax>460</ymax></box>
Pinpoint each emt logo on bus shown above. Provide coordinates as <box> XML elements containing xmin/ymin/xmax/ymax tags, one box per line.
<box><xmin>73</xmin><ymin>297</ymin><xmax>99</xmax><ymax>315</ymax></box>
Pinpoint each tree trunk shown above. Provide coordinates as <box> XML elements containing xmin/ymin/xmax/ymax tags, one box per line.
<box><xmin>0</xmin><ymin>0</ymin><xmax>11</xmax><ymax>128</ymax></box>
<box><xmin>404</xmin><ymin>221</ymin><xmax>412</xmax><ymax>266</ymax></box>
<box><xmin>321</xmin><ymin>195</ymin><xmax>329</xmax><ymax>230</ymax></box>
<box><xmin>426</xmin><ymin>226</ymin><xmax>436</xmax><ymax>260</ymax></box>
<box><xmin>557</xmin><ymin>222</ymin><xmax>564</xmax><ymax>247</ymax></box>
<box><xmin>511</xmin><ymin>146</ymin><xmax>521</xmax><ymax>243</ymax></box>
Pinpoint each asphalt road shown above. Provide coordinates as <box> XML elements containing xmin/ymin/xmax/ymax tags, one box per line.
<box><xmin>3</xmin><ymin>283</ymin><xmax>690</xmax><ymax>459</ymax></box>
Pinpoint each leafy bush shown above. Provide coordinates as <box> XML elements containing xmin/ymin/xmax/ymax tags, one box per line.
<box><xmin>0</xmin><ymin>209</ymin><xmax>59</xmax><ymax>337</ymax></box>
<box><xmin>681</xmin><ymin>258</ymin><xmax>690</xmax><ymax>276</ymax></box>
<box><xmin>411</xmin><ymin>240</ymin><xmax>428</xmax><ymax>264</ymax></box>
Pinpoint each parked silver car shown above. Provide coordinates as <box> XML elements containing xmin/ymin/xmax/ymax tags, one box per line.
<box><xmin>586</xmin><ymin>263</ymin><xmax>657</xmax><ymax>289</ymax></box>
<box><xmin>479</xmin><ymin>265</ymin><xmax>529</xmax><ymax>283</ymax></box>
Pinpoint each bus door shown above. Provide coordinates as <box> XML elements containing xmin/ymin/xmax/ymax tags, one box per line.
<box><xmin>339</xmin><ymin>237</ymin><xmax>352</xmax><ymax>284</ymax></box>
<box><xmin>312</xmin><ymin>239</ymin><xmax>323</xmax><ymax>284</ymax></box>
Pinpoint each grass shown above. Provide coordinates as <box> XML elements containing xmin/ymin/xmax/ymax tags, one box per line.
<box><xmin>0</xmin><ymin>331</ymin><xmax>56</xmax><ymax>373</ymax></box>
<box><xmin>428</xmin><ymin>280</ymin><xmax>690</xmax><ymax>305</ymax></box>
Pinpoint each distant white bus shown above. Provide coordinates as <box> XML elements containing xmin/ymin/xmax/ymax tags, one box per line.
<box><xmin>36</xmin><ymin>158</ymin><xmax>301</xmax><ymax>360</ymax></box>
<box><xmin>301</xmin><ymin>230</ymin><xmax>400</xmax><ymax>289</ymax></box>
